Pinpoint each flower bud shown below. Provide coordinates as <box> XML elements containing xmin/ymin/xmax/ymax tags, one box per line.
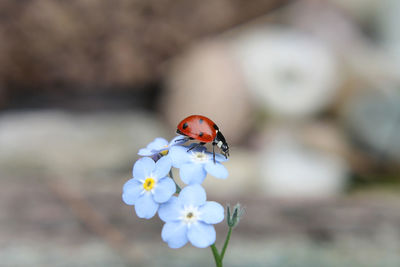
<box><xmin>227</xmin><ymin>203</ymin><xmax>244</xmax><ymax>228</ymax></box>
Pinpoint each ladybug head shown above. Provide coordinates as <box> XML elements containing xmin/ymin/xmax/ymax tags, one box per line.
<box><xmin>221</xmin><ymin>143</ymin><xmax>229</xmax><ymax>158</ymax></box>
<box><xmin>216</xmin><ymin>131</ymin><xmax>229</xmax><ymax>159</ymax></box>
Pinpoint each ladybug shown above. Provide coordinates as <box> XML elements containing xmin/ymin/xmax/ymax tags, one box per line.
<box><xmin>176</xmin><ymin>115</ymin><xmax>229</xmax><ymax>162</ymax></box>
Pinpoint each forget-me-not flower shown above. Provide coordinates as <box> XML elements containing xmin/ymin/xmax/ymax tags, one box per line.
<box><xmin>122</xmin><ymin>156</ymin><xmax>175</xmax><ymax>219</ymax></box>
<box><xmin>158</xmin><ymin>184</ymin><xmax>224</xmax><ymax>248</ymax></box>
<box><xmin>168</xmin><ymin>146</ymin><xmax>228</xmax><ymax>184</ymax></box>
<box><xmin>138</xmin><ymin>135</ymin><xmax>187</xmax><ymax>158</ymax></box>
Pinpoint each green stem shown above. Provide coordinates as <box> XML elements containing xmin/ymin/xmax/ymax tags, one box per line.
<box><xmin>169</xmin><ymin>170</ymin><xmax>181</xmax><ymax>194</ymax></box>
<box><xmin>175</xmin><ymin>183</ymin><xmax>181</xmax><ymax>194</ymax></box>
<box><xmin>220</xmin><ymin>226</ymin><xmax>233</xmax><ymax>260</ymax></box>
<box><xmin>210</xmin><ymin>244</ymin><xmax>222</xmax><ymax>267</ymax></box>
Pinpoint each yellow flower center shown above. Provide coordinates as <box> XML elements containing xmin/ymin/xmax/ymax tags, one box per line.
<box><xmin>143</xmin><ymin>177</ymin><xmax>156</xmax><ymax>191</ymax></box>
<box><xmin>160</xmin><ymin>145</ymin><xmax>169</xmax><ymax>156</ymax></box>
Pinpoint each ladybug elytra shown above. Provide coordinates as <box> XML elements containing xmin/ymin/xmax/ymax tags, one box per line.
<box><xmin>176</xmin><ymin>115</ymin><xmax>229</xmax><ymax>162</ymax></box>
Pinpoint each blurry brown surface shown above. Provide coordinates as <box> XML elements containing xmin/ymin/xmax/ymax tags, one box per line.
<box><xmin>2</xmin><ymin>174</ymin><xmax>400</xmax><ymax>266</ymax></box>
<box><xmin>0</xmin><ymin>0</ymin><xmax>287</xmax><ymax>93</ymax></box>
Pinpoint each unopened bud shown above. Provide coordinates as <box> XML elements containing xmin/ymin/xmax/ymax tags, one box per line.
<box><xmin>227</xmin><ymin>203</ymin><xmax>244</xmax><ymax>228</ymax></box>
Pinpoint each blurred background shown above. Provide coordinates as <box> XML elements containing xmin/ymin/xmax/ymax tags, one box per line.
<box><xmin>1</xmin><ymin>0</ymin><xmax>400</xmax><ymax>266</ymax></box>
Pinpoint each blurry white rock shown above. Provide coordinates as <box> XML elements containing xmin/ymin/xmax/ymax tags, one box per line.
<box><xmin>284</xmin><ymin>0</ymin><xmax>400</xmax><ymax>85</ymax></box>
<box><xmin>230</xmin><ymin>26</ymin><xmax>340</xmax><ymax>119</ymax></box>
<box><xmin>0</xmin><ymin>111</ymin><xmax>167</xmax><ymax>178</ymax></box>
<box><xmin>328</xmin><ymin>0</ymin><xmax>382</xmax><ymax>24</ymax></box>
<box><xmin>284</xmin><ymin>0</ymin><xmax>366</xmax><ymax>53</ymax></box>
<box><xmin>376</xmin><ymin>0</ymin><xmax>400</xmax><ymax>64</ymax></box>
<box><xmin>343</xmin><ymin>86</ymin><xmax>400</xmax><ymax>162</ymax></box>
<box><xmin>259</xmin><ymin>128</ymin><xmax>348</xmax><ymax>198</ymax></box>
<box><xmin>162</xmin><ymin>41</ymin><xmax>251</xmax><ymax>143</ymax></box>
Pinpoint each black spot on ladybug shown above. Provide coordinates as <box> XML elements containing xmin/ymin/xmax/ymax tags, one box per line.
<box><xmin>182</xmin><ymin>122</ymin><xmax>188</xmax><ymax>129</ymax></box>
<box><xmin>199</xmin><ymin>132</ymin><xmax>204</xmax><ymax>137</ymax></box>
<box><xmin>213</xmin><ymin>124</ymin><xmax>219</xmax><ymax>130</ymax></box>
<box><xmin>199</xmin><ymin>118</ymin><xmax>204</xmax><ymax>124</ymax></box>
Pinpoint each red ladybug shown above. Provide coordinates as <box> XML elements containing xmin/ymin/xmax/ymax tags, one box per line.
<box><xmin>177</xmin><ymin>115</ymin><xmax>229</xmax><ymax>162</ymax></box>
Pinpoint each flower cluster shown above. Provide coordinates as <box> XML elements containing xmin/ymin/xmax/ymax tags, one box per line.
<box><xmin>122</xmin><ymin>135</ymin><xmax>229</xmax><ymax>248</ymax></box>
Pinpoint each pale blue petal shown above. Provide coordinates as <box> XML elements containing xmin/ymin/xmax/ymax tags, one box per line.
<box><xmin>148</xmin><ymin>138</ymin><xmax>168</xmax><ymax>150</ymax></box>
<box><xmin>138</xmin><ymin>148</ymin><xmax>154</xmax><ymax>156</ymax></box>
<box><xmin>153</xmin><ymin>156</ymin><xmax>172</xmax><ymax>179</ymax></box>
<box><xmin>199</xmin><ymin>201</ymin><xmax>224</xmax><ymax>224</ymax></box>
<box><xmin>180</xmin><ymin>163</ymin><xmax>207</xmax><ymax>184</ymax></box>
<box><xmin>122</xmin><ymin>179</ymin><xmax>143</xmax><ymax>205</ymax></box>
<box><xmin>169</xmin><ymin>135</ymin><xmax>187</xmax><ymax>146</ymax></box>
<box><xmin>204</xmin><ymin>162</ymin><xmax>228</xmax><ymax>179</ymax></box>
<box><xmin>191</xmin><ymin>146</ymin><xmax>207</xmax><ymax>153</ymax></box>
<box><xmin>214</xmin><ymin>152</ymin><xmax>228</xmax><ymax>162</ymax></box>
<box><xmin>169</xmin><ymin>146</ymin><xmax>191</xmax><ymax>168</ymax></box>
<box><xmin>158</xmin><ymin>197</ymin><xmax>182</xmax><ymax>222</ymax></box>
<box><xmin>134</xmin><ymin>193</ymin><xmax>158</xmax><ymax>219</ymax></box>
<box><xmin>179</xmin><ymin>185</ymin><xmax>206</xmax><ymax>206</ymax></box>
<box><xmin>153</xmin><ymin>177</ymin><xmax>175</xmax><ymax>203</ymax></box>
<box><xmin>198</xmin><ymin>150</ymin><xmax>227</xmax><ymax>163</ymax></box>
<box><xmin>161</xmin><ymin>221</ymin><xmax>188</xmax><ymax>249</ymax></box>
<box><xmin>132</xmin><ymin>157</ymin><xmax>155</xmax><ymax>179</ymax></box>
<box><xmin>122</xmin><ymin>178</ymin><xmax>141</xmax><ymax>192</ymax></box>
<box><xmin>188</xmin><ymin>222</ymin><xmax>216</xmax><ymax>248</ymax></box>
<box><xmin>138</xmin><ymin>138</ymin><xmax>168</xmax><ymax>156</ymax></box>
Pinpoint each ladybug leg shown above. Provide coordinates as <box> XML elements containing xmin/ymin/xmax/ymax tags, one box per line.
<box><xmin>186</xmin><ymin>142</ymin><xmax>206</xmax><ymax>152</ymax></box>
<box><xmin>212</xmin><ymin>140</ymin><xmax>218</xmax><ymax>163</ymax></box>
<box><xmin>212</xmin><ymin>143</ymin><xmax>216</xmax><ymax>163</ymax></box>
<box><xmin>174</xmin><ymin>136</ymin><xmax>191</xmax><ymax>143</ymax></box>
<box><xmin>175</xmin><ymin>131</ymin><xmax>193</xmax><ymax>143</ymax></box>
<box><xmin>176</xmin><ymin>129</ymin><xmax>185</xmax><ymax>135</ymax></box>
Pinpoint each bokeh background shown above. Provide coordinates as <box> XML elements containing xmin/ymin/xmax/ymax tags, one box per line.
<box><xmin>1</xmin><ymin>0</ymin><xmax>400</xmax><ymax>266</ymax></box>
